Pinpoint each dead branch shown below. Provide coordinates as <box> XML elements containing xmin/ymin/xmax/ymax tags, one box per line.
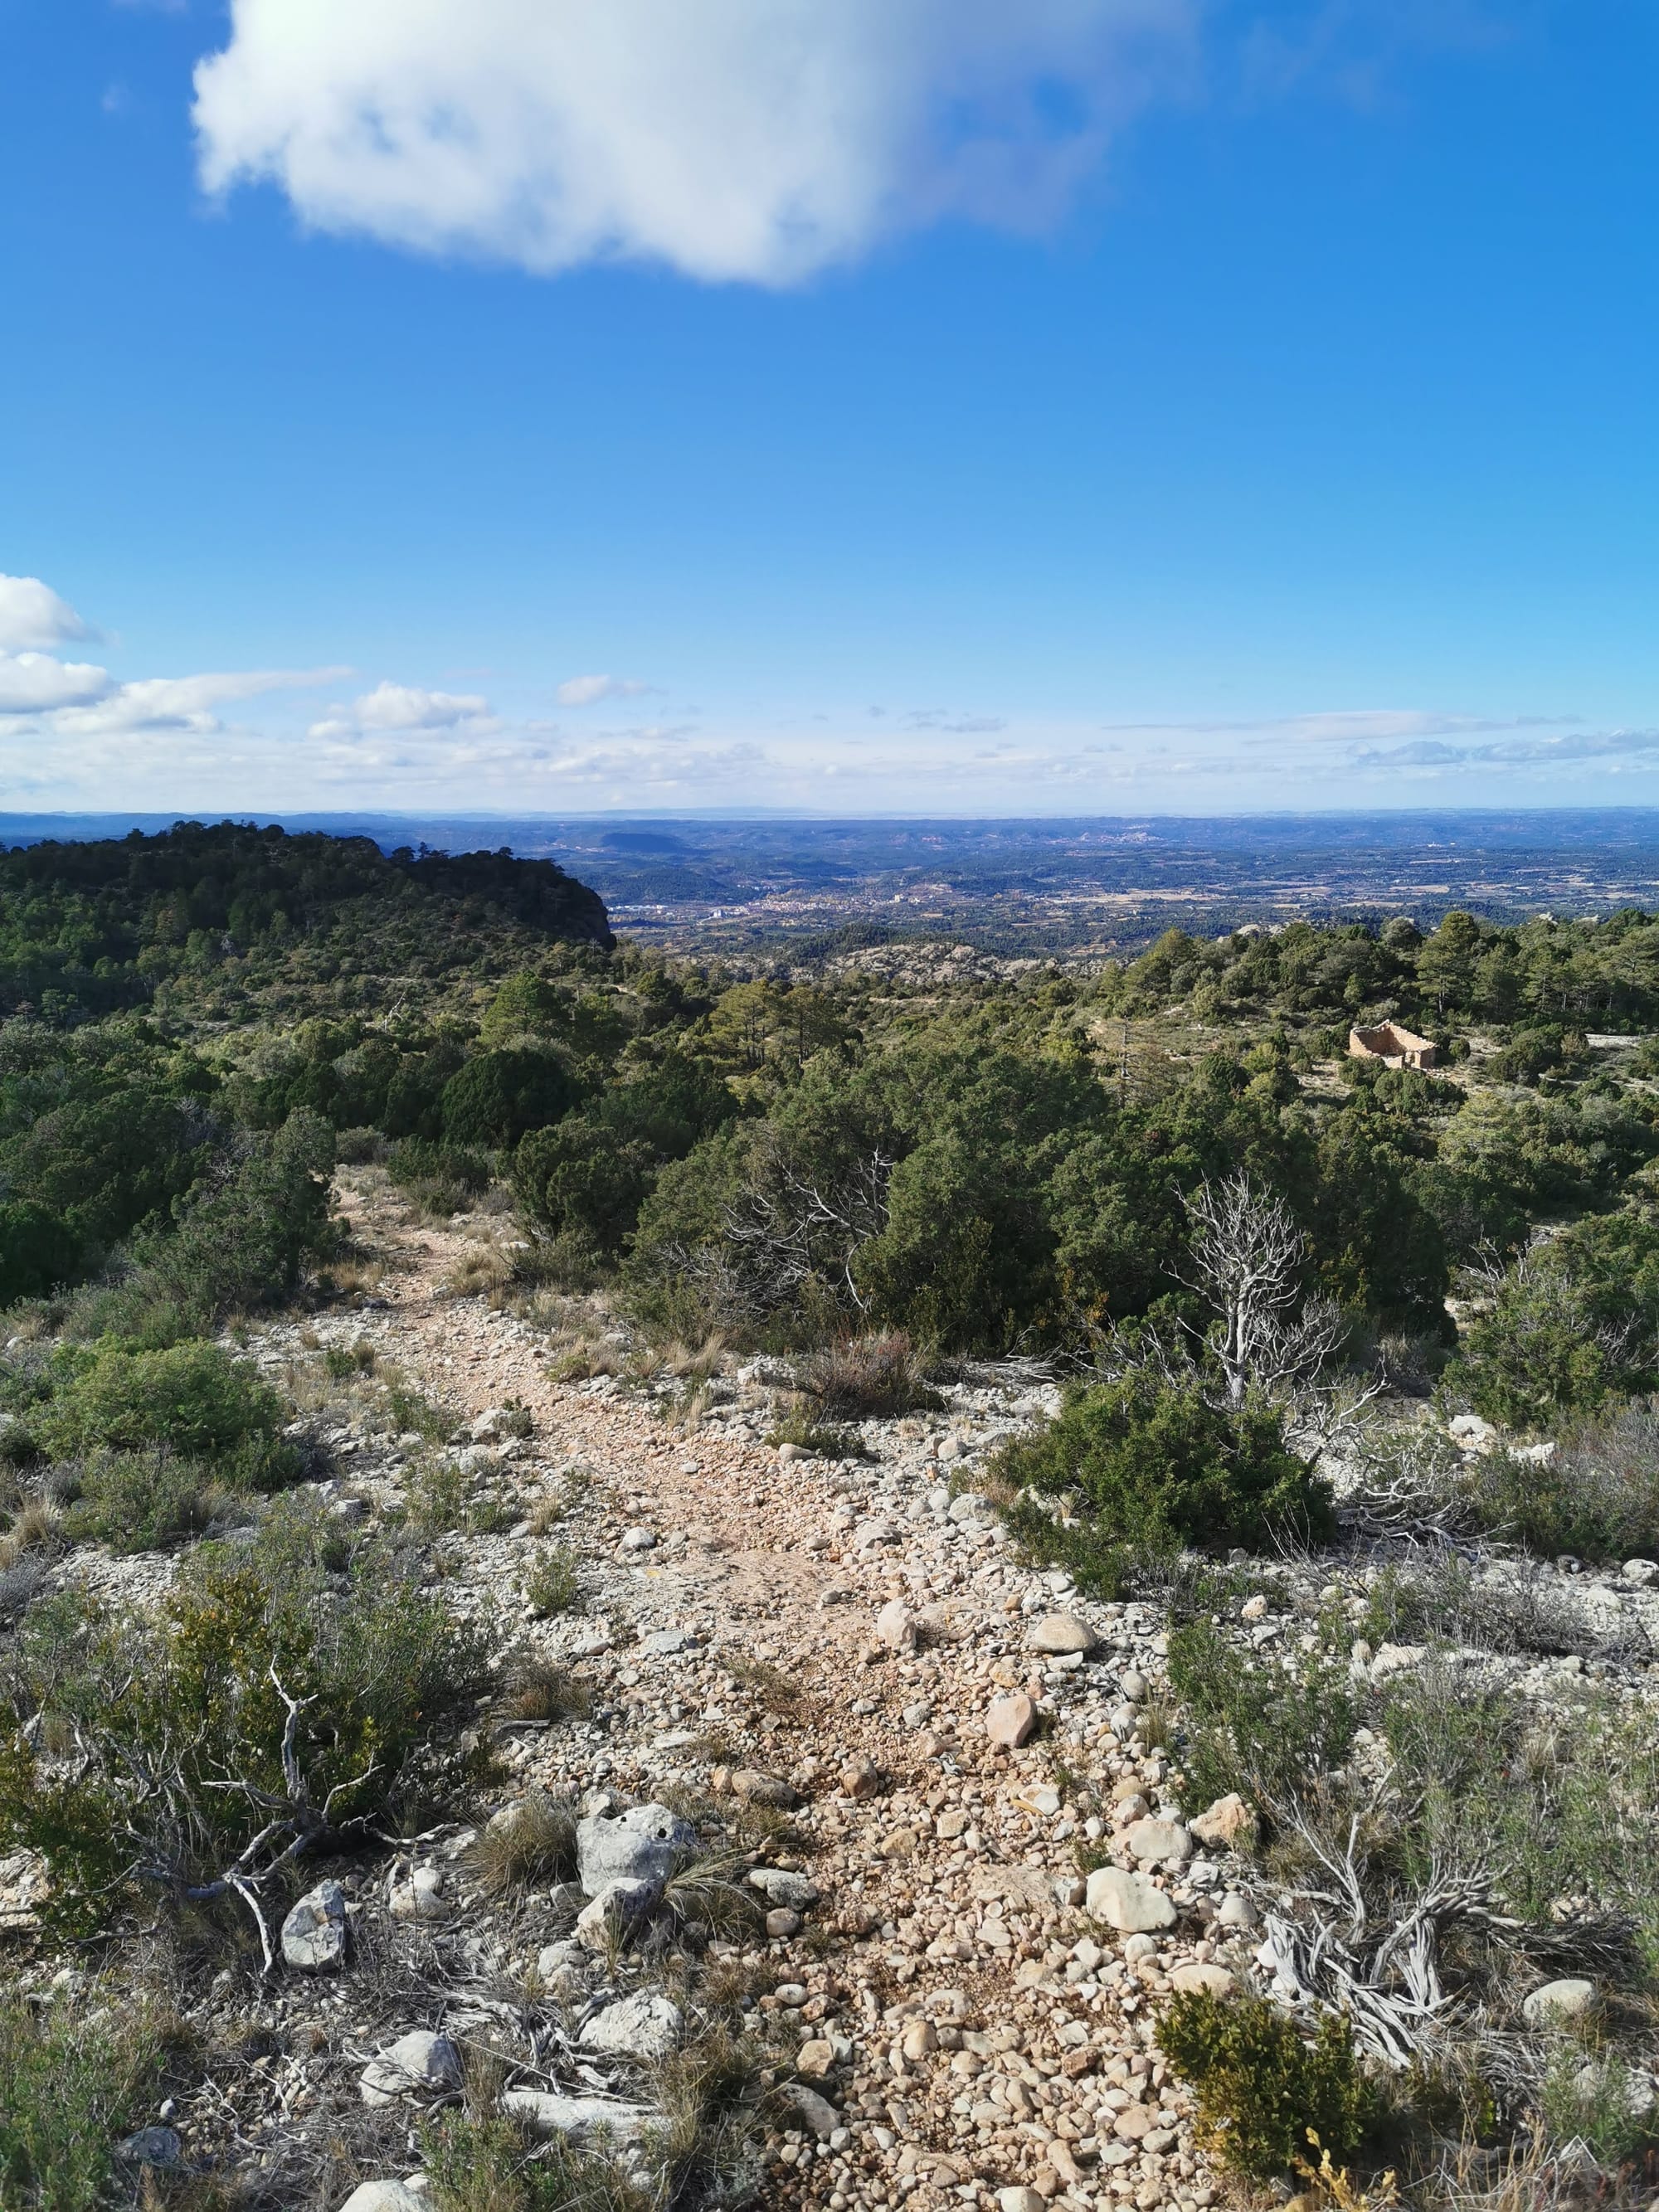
<box><xmin>1258</xmin><ymin>1803</ymin><xmax>1525</xmax><ymax>2068</ymax></box>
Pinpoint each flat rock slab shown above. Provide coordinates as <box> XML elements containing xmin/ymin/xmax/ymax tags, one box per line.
<box><xmin>1122</xmin><ymin>1817</ymin><xmax>1191</xmax><ymax>1865</ymax></box>
<box><xmin>985</xmin><ymin>1692</ymin><xmax>1037</xmax><ymax>1748</ymax></box>
<box><xmin>748</xmin><ymin>1867</ymin><xmax>820</xmax><ymax>1906</ymax></box>
<box><xmin>578</xmin><ymin>1991</ymin><xmax>684</xmax><ymax>2061</ymax></box>
<box><xmin>502</xmin><ymin>2089</ymin><xmax>653</xmax><ymax>2143</ymax></box>
<box><xmin>575</xmin><ymin>1876</ymin><xmax>661</xmax><ymax>1951</ymax></box>
<box><xmin>1170</xmin><ymin>1962</ymin><xmax>1236</xmax><ymax>1997</ymax></box>
<box><xmin>1523</xmin><ymin>1977</ymin><xmax>1598</xmax><ymax>2026</ymax></box>
<box><xmin>782</xmin><ymin>2083</ymin><xmax>840</xmax><ymax>2140</ymax></box>
<box><xmin>1190</xmin><ymin>1793</ymin><xmax>1257</xmax><ymax>1850</ymax></box>
<box><xmin>1086</xmin><ymin>1865</ymin><xmax>1176</xmax><ymax>1933</ymax></box>
<box><xmin>338</xmin><ymin>2185</ymin><xmax>431</xmax><ymax>2212</ymax></box>
<box><xmin>359</xmin><ymin>2033</ymin><xmax>462</xmax><ymax>2107</ymax></box>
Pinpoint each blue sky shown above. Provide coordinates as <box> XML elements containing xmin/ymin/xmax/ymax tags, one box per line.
<box><xmin>1</xmin><ymin>0</ymin><xmax>1655</xmax><ymax>815</ymax></box>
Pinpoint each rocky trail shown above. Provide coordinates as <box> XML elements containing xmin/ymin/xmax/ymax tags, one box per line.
<box><xmin>246</xmin><ymin>1174</ymin><xmax>1252</xmax><ymax>2212</ymax></box>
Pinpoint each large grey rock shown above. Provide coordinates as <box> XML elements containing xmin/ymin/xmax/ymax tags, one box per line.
<box><xmin>1523</xmin><ymin>1977</ymin><xmax>1598</xmax><ymax>2027</ymax></box>
<box><xmin>338</xmin><ymin>2185</ymin><xmax>430</xmax><ymax>2212</ymax></box>
<box><xmin>574</xmin><ymin>1876</ymin><xmax>661</xmax><ymax>1951</ymax></box>
<box><xmin>578</xmin><ymin>1991</ymin><xmax>684</xmax><ymax>2061</ymax></box>
<box><xmin>500</xmin><ymin>2088</ymin><xmax>651</xmax><ymax>2143</ymax></box>
<box><xmin>576</xmin><ymin>1802</ymin><xmax>695</xmax><ymax>1895</ymax></box>
<box><xmin>359</xmin><ymin>2032</ymin><xmax>462</xmax><ymax>2106</ymax></box>
<box><xmin>1086</xmin><ymin>1866</ymin><xmax>1176</xmax><ymax>1933</ymax></box>
<box><xmin>282</xmin><ymin>1879</ymin><xmax>348</xmax><ymax>1971</ymax></box>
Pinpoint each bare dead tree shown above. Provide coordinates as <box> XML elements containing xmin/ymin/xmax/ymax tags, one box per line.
<box><xmin>52</xmin><ymin>1664</ymin><xmax>377</xmax><ymax>1972</ymax></box>
<box><xmin>1181</xmin><ymin>1172</ymin><xmax>1345</xmax><ymax>1406</ymax></box>
<box><xmin>720</xmin><ymin>1134</ymin><xmax>895</xmax><ymax>1318</ymax></box>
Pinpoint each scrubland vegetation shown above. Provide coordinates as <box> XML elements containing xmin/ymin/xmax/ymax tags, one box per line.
<box><xmin>7</xmin><ymin>824</ymin><xmax>1659</xmax><ymax>2208</ymax></box>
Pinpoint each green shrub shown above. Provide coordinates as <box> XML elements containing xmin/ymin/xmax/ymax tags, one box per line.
<box><xmin>1456</xmin><ymin>1405</ymin><xmax>1659</xmax><ymax>1560</ymax></box>
<box><xmin>324</xmin><ymin>1339</ymin><xmax>377</xmax><ymax>1379</ymax></box>
<box><xmin>524</xmin><ymin>1544</ymin><xmax>581</xmax><ymax>1616</ymax></box>
<box><xmin>515</xmin><ymin>1119</ymin><xmax>654</xmax><ymax>1255</ymax></box>
<box><xmin>997</xmin><ymin>1369</ymin><xmax>1330</xmax><ymax>1556</ymax></box>
<box><xmin>422</xmin><ymin>2112</ymin><xmax>641</xmax><ymax>2212</ymax></box>
<box><xmin>1378</xmin><ymin>1664</ymin><xmax>1659</xmax><ymax>1957</ymax></box>
<box><xmin>0</xmin><ymin>1511</ymin><xmax>490</xmax><ymax>1934</ymax></box>
<box><xmin>41</xmin><ymin>1339</ymin><xmax>284</xmax><ymax>1461</ymax></box>
<box><xmin>1444</xmin><ymin>1211</ymin><xmax>1659</xmax><ymax>1431</ymax></box>
<box><xmin>440</xmin><ymin>1048</ymin><xmax>581</xmax><ymax>1150</ymax></box>
<box><xmin>65</xmin><ymin>1447</ymin><xmax>250</xmax><ymax>1553</ymax></box>
<box><xmin>0</xmin><ymin>1199</ymin><xmax>82</xmax><ymax>1310</ymax></box>
<box><xmin>0</xmin><ymin>1991</ymin><xmax>171</xmax><ymax>2211</ymax></box>
<box><xmin>764</xmin><ymin>1409</ymin><xmax>873</xmax><ymax>1460</ymax></box>
<box><xmin>385</xmin><ymin>1378</ymin><xmax>455</xmax><ymax>1440</ymax></box>
<box><xmin>1166</xmin><ymin>1607</ymin><xmax>1357</xmax><ymax>1809</ymax></box>
<box><xmin>387</xmin><ymin>1136</ymin><xmax>491</xmax><ymax>1216</ymax></box>
<box><xmin>71</xmin><ymin>1110</ymin><xmax>338</xmax><ymax>1347</ymax></box>
<box><xmin>1159</xmin><ymin>1990</ymin><xmax>1372</xmax><ymax>2180</ymax></box>
<box><xmin>1540</xmin><ymin>2050</ymin><xmax>1658</xmax><ymax>2166</ymax></box>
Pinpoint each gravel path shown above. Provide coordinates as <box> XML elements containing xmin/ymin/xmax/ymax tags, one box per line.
<box><xmin>300</xmin><ymin>1179</ymin><xmax>1254</xmax><ymax>2212</ymax></box>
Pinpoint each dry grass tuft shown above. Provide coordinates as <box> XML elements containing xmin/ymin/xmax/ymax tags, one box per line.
<box><xmin>0</xmin><ymin>1491</ymin><xmax>63</xmax><ymax>1570</ymax></box>
<box><xmin>664</xmin><ymin>1848</ymin><xmax>762</xmax><ymax>1940</ymax></box>
<box><xmin>469</xmin><ymin>1789</ymin><xmax>579</xmax><ymax>1896</ymax></box>
<box><xmin>722</xmin><ymin>1651</ymin><xmax>806</xmax><ymax>1717</ymax></box>
<box><xmin>649</xmin><ymin>2018</ymin><xmax>771</xmax><ymax>2206</ymax></box>
<box><xmin>803</xmin><ymin>1330</ymin><xmax>943</xmax><ymax>1422</ymax></box>
<box><xmin>499</xmin><ymin>1652</ymin><xmax>591</xmax><ymax>1724</ymax></box>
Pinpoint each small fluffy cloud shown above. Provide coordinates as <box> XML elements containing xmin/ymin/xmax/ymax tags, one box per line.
<box><xmin>556</xmin><ymin>674</ymin><xmax>650</xmax><ymax>708</ymax></box>
<box><xmin>192</xmin><ymin>0</ymin><xmax>1193</xmax><ymax>285</ymax></box>
<box><xmin>309</xmin><ymin>680</ymin><xmax>496</xmax><ymax>741</ymax></box>
<box><xmin>0</xmin><ymin>573</ymin><xmax>95</xmax><ymax>653</ymax></box>
<box><xmin>0</xmin><ymin>652</ymin><xmax>112</xmax><ymax>714</ymax></box>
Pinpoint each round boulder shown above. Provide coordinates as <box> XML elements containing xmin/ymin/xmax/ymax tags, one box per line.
<box><xmin>576</xmin><ymin>1802</ymin><xmax>695</xmax><ymax>1895</ymax></box>
<box><xmin>1029</xmin><ymin>1613</ymin><xmax>1096</xmax><ymax>1656</ymax></box>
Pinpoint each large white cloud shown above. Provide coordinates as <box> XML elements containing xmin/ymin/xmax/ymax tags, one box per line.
<box><xmin>0</xmin><ymin>574</ymin><xmax>95</xmax><ymax>653</ymax></box>
<box><xmin>192</xmin><ymin>0</ymin><xmax>1193</xmax><ymax>284</ymax></box>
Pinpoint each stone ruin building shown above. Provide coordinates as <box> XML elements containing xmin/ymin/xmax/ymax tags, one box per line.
<box><xmin>1348</xmin><ymin>1021</ymin><xmax>1438</xmax><ymax>1069</ymax></box>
